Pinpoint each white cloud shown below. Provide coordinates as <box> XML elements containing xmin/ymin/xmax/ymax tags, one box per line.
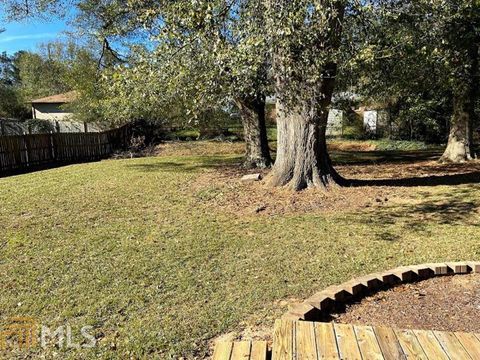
<box><xmin>0</xmin><ymin>32</ymin><xmax>58</xmax><ymax>43</ymax></box>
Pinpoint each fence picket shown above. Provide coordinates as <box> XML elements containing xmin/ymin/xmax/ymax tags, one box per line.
<box><xmin>0</xmin><ymin>125</ymin><xmax>130</xmax><ymax>176</ymax></box>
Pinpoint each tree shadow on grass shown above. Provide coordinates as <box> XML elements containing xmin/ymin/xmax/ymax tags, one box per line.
<box><xmin>331</xmin><ymin>149</ymin><xmax>480</xmax><ymax>187</ymax></box>
<box><xmin>359</xmin><ymin>189</ymin><xmax>480</xmax><ymax>241</ymax></box>
<box><xmin>126</xmin><ymin>149</ymin><xmax>480</xmax><ymax>188</ymax></box>
<box><xmin>125</xmin><ymin>156</ymin><xmax>243</xmax><ymax>173</ymax></box>
<box><xmin>331</xmin><ymin>149</ymin><xmax>442</xmax><ymax>166</ymax></box>
<box><xmin>348</xmin><ymin>172</ymin><xmax>480</xmax><ymax>187</ymax></box>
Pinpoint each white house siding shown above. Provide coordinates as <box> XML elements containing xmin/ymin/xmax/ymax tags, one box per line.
<box><xmin>364</xmin><ymin>110</ymin><xmax>378</xmax><ymax>134</ymax></box>
<box><xmin>32</xmin><ymin>103</ymin><xmax>73</xmax><ymax>121</ymax></box>
<box><xmin>364</xmin><ymin>109</ymin><xmax>390</xmax><ymax>136</ymax></box>
<box><xmin>326</xmin><ymin>109</ymin><xmax>343</xmax><ymax>136</ymax></box>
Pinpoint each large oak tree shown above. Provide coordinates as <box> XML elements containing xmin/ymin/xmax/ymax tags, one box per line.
<box><xmin>265</xmin><ymin>0</ymin><xmax>347</xmax><ymax>189</ymax></box>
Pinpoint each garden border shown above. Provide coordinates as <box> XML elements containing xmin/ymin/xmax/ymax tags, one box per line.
<box><xmin>282</xmin><ymin>261</ymin><xmax>480</xmax><ymax>321</ymax></box>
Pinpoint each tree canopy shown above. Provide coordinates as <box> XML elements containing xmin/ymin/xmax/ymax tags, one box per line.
<box><xmin>1</xmin><ymin>0</ymin><xmax>479</xmax><ymax>184</ymax></box>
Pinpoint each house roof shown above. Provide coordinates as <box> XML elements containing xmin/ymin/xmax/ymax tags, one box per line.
<box><xmin>31</xmin><ymin>91</ymin><xmax>78</xmax><ymax>104</ymax></box>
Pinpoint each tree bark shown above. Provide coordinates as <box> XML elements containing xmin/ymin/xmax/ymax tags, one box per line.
<box><xmin>440</xmin><ymin>39</ymin><xmax>478</xmax><ymax>163</ymax></box>
<box><xmin>235</xmin><ymin>96</ymin><xmax>272</xmax><ymax>168</ymax></box>
<box><xmin>268</xmin><ymin>100</ymin><xmax>345</xmax><ymax>190</ymax></box>
<box><xmin>439</xmin><ymin>92</ymin><xmax>474</xmax><ymax>162</ymax></box>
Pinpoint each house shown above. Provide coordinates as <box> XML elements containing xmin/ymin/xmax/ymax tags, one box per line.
<box><xmin>326</xmin><ymin>109</ymin><xmax>343</xmax><ymax>136</ymax></box>
<box><xmin>31</xmin><ymin>91</ymin><xmax>77</xmax><ymax>121</ymax></box>
<box><xmin>29</xmin><ymin>91</ymin><xmax>102</xmax><ymax>133</ymax></box>
<box><xmin>355</xmin><ymin>106</ymin><xmax>391</xmax><ymax>136</ymax></box>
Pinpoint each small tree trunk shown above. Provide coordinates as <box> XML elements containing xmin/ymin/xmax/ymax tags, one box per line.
<box><xmin>440</xmin><ymin>39</ymin><xmax>478</xmax><ymax>163</ymax></box>
<box><xmin>439</xmin><ymin>93</ymin><xmax>474</xmax><ymax>162</ymax></box>
<box><xmin>235</xmin><ymin>96</ymin><xmax>272</xmax><ymax>168</ymax></box>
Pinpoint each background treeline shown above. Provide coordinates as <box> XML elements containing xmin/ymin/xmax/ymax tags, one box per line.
<box><xmin>1</xmin><ymin>34</ymin><xmax>470</xmax><ymax>144</ymax></box>
<box><xmin>1</xmin><ymin>0</ymin><xmax>479</xmax><ymax>173</ymax></box>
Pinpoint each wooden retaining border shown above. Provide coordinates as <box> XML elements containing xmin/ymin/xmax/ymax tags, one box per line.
<box><xmin>283</xmin><ymin>261</ymin><xmax>480</xmax><ymax>321</ymax></box>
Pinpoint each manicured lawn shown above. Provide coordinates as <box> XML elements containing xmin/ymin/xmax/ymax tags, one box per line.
<box><xmin>1</xmin><ymin>142</ymin><xmax>479</xmax><ymax>358</ymax></box>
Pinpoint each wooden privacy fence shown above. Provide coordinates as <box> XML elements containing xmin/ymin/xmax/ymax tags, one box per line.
<box><xmin>0</xmin><ymin>125</ymin><xmax>131</xmax><ymax>177</ymax></box>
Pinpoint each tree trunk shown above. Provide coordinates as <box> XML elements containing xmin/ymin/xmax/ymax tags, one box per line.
<box><xmin>235</xmin><ymin>96</ymin><xmax>272</xmax><ymax>168</ymax></box>
<box><xmin>440</xmin><ymin>39</ymin><xmax>478</xmax><ymax>163</ymax></box>
<box><xmin>439</xmin><ymin>93</ymin><xmax>474</xmax><ymax>162</ymax></box>
<box><xmin>268</xmin><ymin>99</ymin><xmax>345</xmax><ymax>190</ymax></box>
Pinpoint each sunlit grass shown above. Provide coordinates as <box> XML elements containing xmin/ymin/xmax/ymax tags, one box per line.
<box><xmin>0</xmin><ymin>148</ymin><xmax>479</xmax><ymax>358</ymax></box>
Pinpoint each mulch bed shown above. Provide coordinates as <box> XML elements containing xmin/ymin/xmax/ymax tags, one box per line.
<box><xmin>333</xmin><ymin>274</ymin><xmax>480</xmax><ymax>333</ymax></box>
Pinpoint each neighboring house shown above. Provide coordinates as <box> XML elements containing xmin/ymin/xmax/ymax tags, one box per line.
<box><xmin>326</xmin><ymin>109</ymin><xmax>343</xmax><ymax>136</ymax></box>
<box><xmin>31</xmin><ymin>91</ymin><xmax>77</xmax><ymax>121</ymax></box>
<box><xmin>27</xmin><ymin>91</ymin><xmax>103</xmax><ymax>134</ymax></box>
<box><xmin>355</xmin><ymin>106</ymin><xmax>391</xmax><ymax>136</ymax></box>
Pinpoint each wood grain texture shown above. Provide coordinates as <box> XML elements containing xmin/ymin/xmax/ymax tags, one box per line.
<box><xmin>374</xmin><ymin>326</ymin><xmax>406</xmax><ymax>360</ymax></box>
<box><xmin>250</xmin><ymin>341</ymin><xmax>268</xmax><ymax>360</ymax></box>
<box><xmin>231</xmin><ymin>341</ymin><xmax>251</xmax><ymax>360</ymax></box>
<box><xmin>272</xmin><ymin>320</ymin><xmax>294</xmax><ymax>360</ymax></box>
<box><xmin>213</xmin><ymin>342</ymin><xmax>233</xmax><ymax>360</ymax></box>
<box><xmin>296</xmin><ymin>321</ymin><xmax>317</xmax><ymax>360</ymax></box>
<box><xmin>455</xmin><ymin>332</ymin><xmax>480</xmax><ymax>360</ymax></box>
<box><xmin>354</xmin><ymin>325</ymin><xmax>384</xmax><ymax>360</ymax></box>
<box><xmin>434</xmin><ymin>331</ymin><xmax>472</xmax><ymax>359</ymax></box>
<box><xmin>334</xmin><ymin>324</ymin><xmax>362</xmax><ymax>360</ymax></box>
<box><xmin>395</xmin><ymin>329</ymin><xmax>428</xmax><ymax>360</ymax></box>
<box><xmin>413</xmin><ymin>330</ymin><xmax>449</xmax><ymax>360</ymax></box>
<box><xmin>315</xmin><ymin>323</ymin><xmax>339</xmax><ymax>360</ymax></box>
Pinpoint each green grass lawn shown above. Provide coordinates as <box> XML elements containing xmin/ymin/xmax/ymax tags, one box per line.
<box><xmin>1</xmin><ymin>145</ymin><xmax>479</xmax><ymax>359</ymax></box>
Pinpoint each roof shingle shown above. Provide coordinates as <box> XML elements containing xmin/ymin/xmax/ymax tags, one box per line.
<box><xmin>31</xmin><ymin>91</ymin><xmax>78</xmax><ymax>104</ymax></box>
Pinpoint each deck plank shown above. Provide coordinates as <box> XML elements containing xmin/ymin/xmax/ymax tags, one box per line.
<box><xmin>296</xmin><ymin>321</ymin><xmax>317</xmax><ymax>360</ymax></box>
<box><xmin>374</xmin><ymin>326</ymin><xmax>406</xmax><ymax>360</ymax></box>
<box><xmin>413</xmin><ymin>330</ymin><xmax>449</xmax><ymax>360</ymax></box>
<box><xmin>394</xmin><ymin>329</ymin><xmax>428</xmax><ymax>360</ymax></box>
<box><xmin>434</xmin><ymin>331</ymin><xmax>472</xmax><ymax>359</ymax></box>
<box><xmin>272</xmin><ymin>320</ymin><xmax>295</xmax><ymax>360</ymax></box>
<box><xmin>267</xmin><ymin>320</ymin><xmax>480</xmax><ymax>360</ymax></box>
<box><xmin>250</xmin><ymin>341</ymin><xmax>268</xmax><ymax>360</ymax></box>
<box><xmin>231</xmin><ymin>341</ymin><xmax>251</xmax><ymax>360</ymax></box>
<box><xmin>314</xmin><ymin>323</ymin><xmax>339</xmax><ymax>360</ymax></box>
<box><xmin>354</xmin><ymin>325</ymin><xmax>384</xmax><ymax>360</ymax></box>
<box><xmin>334</xmin><ymin>324</ymin><xmax>362</xmax><ymax>360</ymax></box>
<box><xmin>213</xmin><ymin>342</ymin><xmax>234</xmax><ymax>360</ymax></box>
<box><xmin>455</xmin><ymin>332</ymin><xmax>480</xmax><ymax>360</ymax></box>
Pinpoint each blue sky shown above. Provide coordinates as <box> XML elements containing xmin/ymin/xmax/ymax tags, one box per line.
<box><xmin>0</xmin><ymin>17</ymin><xmax>70</xmax><ymax>54</ymax></box>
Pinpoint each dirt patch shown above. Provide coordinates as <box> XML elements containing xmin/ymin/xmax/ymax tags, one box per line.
<box><xmin>328</xmin><ymin>140</ymin><xmax>377</xmax><ymax>152</ymax></box>
<box><xmin>342</xmin><ymin>160</ymin><xmax>480</xmax><ymax>180</ymax></box>
<box><xmin>333</xmin><ymin>274</ymin><xmax>480</xmax><ymax>333</ymax></box>
<box><xmin>190</xmin><ymin>159</ymin><xmax>480</xmax><ymax>216</ymax></box>
<box><xmin>155</xmin><ymin>141</ymin><xmax>246</xmax><ymax>157</ymax></box>
<box><xmin>154</xmin><ymin>140</ymin><xmax>480</xmax><ymax>216</ymax></box>
<box><xmin>191</xmin><ymin>166</ymin><xmax>399</xmax><ymax>216</ymax></box>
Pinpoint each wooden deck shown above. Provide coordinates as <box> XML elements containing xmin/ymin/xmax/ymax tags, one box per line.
<box><xmin>214</xmin><ymin>320</ymin><xmax>480</xmax><ymax>359</ymax></box>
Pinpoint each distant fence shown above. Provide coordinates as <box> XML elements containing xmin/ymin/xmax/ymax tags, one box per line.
<box><xmin>0</xmin><ymin>125</ymin><xmax>131</xmax><ymax>177</ymax></box>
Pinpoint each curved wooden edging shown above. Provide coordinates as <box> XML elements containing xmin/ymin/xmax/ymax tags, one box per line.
<box><xmin>283</xmin><ymin>261</ymin><xmax>480</xmax><ymax>321</ymax></box>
